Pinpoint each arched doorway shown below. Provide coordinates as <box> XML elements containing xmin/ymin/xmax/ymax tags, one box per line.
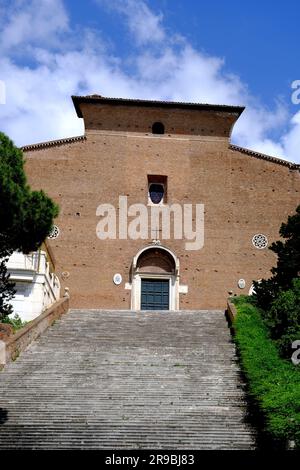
<box><xmin>131</xmin><ymin>245</ymin><xmax>179</xmax><ymax>310</ymax></box>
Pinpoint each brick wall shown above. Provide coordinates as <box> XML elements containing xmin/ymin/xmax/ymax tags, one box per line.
<box><xmin>23</xmin><ymin>100</ymin><xmax>300</xmax><ymax>309</ymax></box>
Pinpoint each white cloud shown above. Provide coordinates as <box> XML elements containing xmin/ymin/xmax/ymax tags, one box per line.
<box><xmin>97</xmin><ymin>0</ymin><xmax>165</xmax><ymax>46</ymax></box>
<box><xmin>0</xmin><ymin>0</ymin><xmax>299</xmax><ymax>163</ymax></box>
<box><xmin>281</xmin><ymin>111</ymin><xmax>300</xmax><ymax>162</ymax></box>
<box><xmin>0</xmin><ymin>0</ymin><xmax>69</xmax><ymax>52</ymax></box>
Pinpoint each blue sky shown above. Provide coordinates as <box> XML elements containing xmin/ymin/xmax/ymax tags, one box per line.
<box><xmin>66</xmin><ymin>0</ymin><xmax>299</xmax><ymax>107</ymax></box>
<box><xmin>0</xmin><ymin>0</ymin><xmax>300</xmax><ymax>162</ymax></box>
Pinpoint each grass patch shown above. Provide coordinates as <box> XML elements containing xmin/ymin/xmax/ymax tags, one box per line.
<box><xmin>232</xmin><ymin>296</ymin><xmax>300</xmax><ymax>448</ymax></box>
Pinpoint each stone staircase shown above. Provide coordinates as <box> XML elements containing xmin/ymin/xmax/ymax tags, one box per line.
<box><xmin>0</xmin><ymin>309</ymin><xmax>256</xmax><ymax>449</ymax></box>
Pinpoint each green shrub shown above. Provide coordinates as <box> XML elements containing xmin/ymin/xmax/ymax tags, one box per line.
<box><xmin>2</xmin><ymin>314</ymin><xmax>27</xmax><ymax>332</ymax></box>
<box><xmin>264</xmin><ymin>279</ymin><xmax>300</xmax><ymax>358</ymax></box>
<box><xmin>232</xmin><ymin>296</ymin><xmax>300</xmax><ymax>448</ymax></box>
<box><xmin>253</xmin><ymin>278</ymin><xmax>278</xmax><ymax>312</ymax></box>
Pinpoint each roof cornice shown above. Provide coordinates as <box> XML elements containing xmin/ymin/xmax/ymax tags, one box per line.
<box><xmin>21</xmin><ymin>135</ymin><xmax>86</xmax><ymax>152</ymax></box>
<box><xmin>71</xmin><ymin>94</ymin><xmax>245</xmax><ymax>118</ymax></box>
<box><xmin>230</xmin><ymin>144</ymin><xmax>300</xmax><ymax>170</ymax></box>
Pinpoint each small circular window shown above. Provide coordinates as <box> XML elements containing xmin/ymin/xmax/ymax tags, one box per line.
<box><xmin>252</xmin><ymin>234</ymin><xmax>268</xmax><ymax>249</ymax></box>
<box><xmin>48</xmin><ymin>225</ymin><xmax>60</xmax><ymax>240</ymax></box>
<box><xmin>149</xmin><ymin>183</ymin><xmax>164</xmax><ymax>204</ymax></box>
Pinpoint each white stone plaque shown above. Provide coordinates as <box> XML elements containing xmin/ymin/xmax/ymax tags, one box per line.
<box><xmin>113</xmin><ymin>273</ymin><xmax>122</xmax><ymax>285</ymax></box>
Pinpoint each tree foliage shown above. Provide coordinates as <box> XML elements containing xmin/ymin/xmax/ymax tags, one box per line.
<box><xmin>253</xmin><ymin>204</ymin><xmax>300</xmax><ymax>358</ymax></box>
<box><xmin>254</xmin><ymin>205</ymin><xmax>300</xmax><ymax>310</ymax></box>
<box><xmin>270</xmin><ymin>205</ymin><xmax>300</xmax><ymax>288</ymax></box>
<box><xmin>0</xmin><ymin>132</ymin><xmax>59</xmax><ymax>319</ymax></box>
<box><xmin>263</xmin><ymin>278</ymin><xmax>300</xmax><ymax>357</ymax></box>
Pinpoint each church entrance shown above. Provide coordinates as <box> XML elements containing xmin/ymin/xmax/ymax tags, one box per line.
<box><xmin>131</xmin><ymin>245</ymin><xmax>180</xmax><ymax>311</ymax></box>
<box><xmin>141</xmin><ymin>279</ymin><xmax>169</xmax><ymax>310</ymax></box>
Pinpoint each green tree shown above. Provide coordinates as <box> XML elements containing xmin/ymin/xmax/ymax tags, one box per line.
<box><xmin>265</xmin><ymin>278</ymin><xmax>300</xmax><ymax>357</ymax></box>
<box><xmin>0</xmin><ymin>132</ymin><xmax>59</xmax><ymax>320</ymax></box>
<box><xmin>270</xmin><ymin>205</ymin><xmax>300</xmax><ymax>289</ymax></box>
<box><xmin>254</xmin><ymin>204</ymin><xmax>300</xmax><ymax>310</ymax></box>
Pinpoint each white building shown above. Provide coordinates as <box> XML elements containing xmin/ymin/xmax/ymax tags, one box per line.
<box><xmin>6</xmin><ymin>245</ymin><xmax>61</xmax><ymax>322</ymax></box>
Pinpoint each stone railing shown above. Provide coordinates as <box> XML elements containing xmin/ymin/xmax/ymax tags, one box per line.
<box><xmin>0</xmin><ymin>296</ymin><xmax>69</xmax><ymax>368</ymax></box>
<box><xmin>226</xmin><ymin>299</ymin><xmax>237</xmax><ymax>326</ymax></box>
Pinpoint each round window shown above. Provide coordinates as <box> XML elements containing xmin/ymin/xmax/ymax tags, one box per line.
<box><xmin>149</xmin><ymin>183</ymin><xmax>164</xmax><ymax>204</ymax></box>
<box><xmin>252</xmin><ymin>234</ymin><xmax>268</xmax><ymax>249</ymax></box>
<box><xmin>48</xmin><ymin>225</ymin><xmax>60</xmax><ymax>240</ymax></box>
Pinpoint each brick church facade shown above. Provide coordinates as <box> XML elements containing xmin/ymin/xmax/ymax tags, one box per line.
<box><xmin>23</xmin><ymin>95</ymin><xmax>300</xmax><ymax>310</ymax></box>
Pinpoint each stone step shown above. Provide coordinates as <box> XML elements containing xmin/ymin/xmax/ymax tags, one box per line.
<box><xmin>0</xmin><ymin>309</ymin><xmax>256</xmax><ymax>449</ymax></box>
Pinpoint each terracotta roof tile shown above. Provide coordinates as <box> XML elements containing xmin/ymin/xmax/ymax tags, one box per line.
<box><xmin>22</xmin><ymin>135</ymin><xmax>86</xmax><ymax>151</ymax></box>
